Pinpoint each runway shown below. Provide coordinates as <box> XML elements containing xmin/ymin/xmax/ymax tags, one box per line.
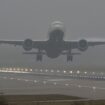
<box><xmin>0</xmin><ymin>67</ymin><xmax>105</xmax><ymax>99</ymax></box>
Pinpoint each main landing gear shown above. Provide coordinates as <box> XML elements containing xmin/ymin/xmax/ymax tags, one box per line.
<box><xmin>67</xmin><ymin>55</ymin><xmax>73</xmax><ymax>62</ymax></box>
<box><xmin>36</xmin><ymin>50</ymin><xmax>43</xmax><ymax>61</ymax></box>
<box><xmin>36</xmin><ymin>54</ymin><xmax>42</xmax><ymax>61</ymax></box>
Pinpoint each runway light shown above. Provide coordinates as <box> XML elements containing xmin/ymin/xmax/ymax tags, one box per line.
<box><xmin>40</xmin><ymin>69</ymin><xmax>43</xmax><ymax>72</ymax></box>
<box><xmin>84</xmin><ymin>72</ymin><xmax>87</xmax><ymax>74</ymax></box>
<box><xmin>57</xmin><ymin>70</ymin><xmax>60</xmax><ymax>73</ymax></box>
<box><xmin>78</xmin><ymin>85</ymin><xmax>81</xmax><ymax>88</ymax></box>
<box><xmin>77</xmin><ymin>70</ymin><xmax>80</xmax><ymax>74</ymax></box>
<box><xmin>43</xmin><ymin>81</ymin><xmax>47</xmax><ymax>84</ymax></box>
<box><xmin>51</xmin><ymin>69</ymin><xmax>54</xmax><ymax>73</ymax></box>
<box><xmin>13</xmin><ymin>68</ymin><xmax>16</xmax><ymax>71</ymax></box>
<box><xmin>53</xmin><ymin>82</ymin><xmax>57</xmax><ymax>85</ymax></box>
<box><xmin>45</xmin><ymin>69</ymin><xmax>48</xmax><ymax>72</ymax></box>
<box><xmin>10</xmin><ymin>78</ymin><xmax>14</xmax><ymax>80</ymax></box>
<box><xmin>4</xmin><ymin>68</ymin><xmax>5</xmax><ymax>71</ymax></box>
<box><xmin>92</xmin><ymin>86</ymin><xmax>96</xmax><ymax>90</ymax></box>
<box><xmin>9</xmin><ymin>68</ymin><xmax>12</xmax><ymax>71</ymax></box>
<box><xmin>17</xmin><ymin>68</ymin><xmax>20</xmax><ymax>71</ymax></box>
<box><xmin>25</xmin><ymin>68</ymin><xmax>28</xmax><ymax>72</ymax></box>
<box><xmin>70</xmin><ymin>71</ymin><xmax>73</xmax><ymax>74</ymax></box>
<box><xmin>34</xmin><ymin>80</ymin><xmax>37</xmax><ymax>83</ymax></box>
<box><xmin>63</xmin><ymin>70</ymin><xmax>67</xmax><ymax>74</ymax></box>
<box><xmin>92</xmin><ymin>72</ymin><xmax>95</xmax><ymax>75</ymax></box>
<box><xmin>17</xmin><ymin>78</ymin><xmax>21</xmax><ymax>81</ymax></box>
<box><xmin>21</xmin><ymin>68</ymin><xmax>24</xmax><ymax>71</ymax></box>
<box><xmin>30</xmin><ymin>69</ymin><xmax>32</xmax><ymax>72</ymax></box>
<box><xmin>65</xmin><ymin>84</ymin><xmax>69</xmax><ymax>86</ymax></box>
<box><xmin>100</xmin><ymin>72</ymin><xmax>104</xmax><ymax>75</ymax></box>
<box><xmin>70</xmin><ymin>84</ymin><xmax>73</xmax><ymax>86</ymax></box>
<box><xmin>24</xmin><ymin>79</ymin><xmax>28</xmax><ymax>82</ymax></box>
<box><xmin>6</xmin><ymin>68</ymin><xmax>8</xmax><ymax>71</ymax></box>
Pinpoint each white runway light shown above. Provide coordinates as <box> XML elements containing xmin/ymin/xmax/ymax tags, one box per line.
<box><xmin>53</xmin><ymin>82</ymin><xmax>57</xmax><ymax>85</ymax></box>
<box><xmin>43</xmin><ymin>81</ymin><xmax>47</xmax><ymax>84</ymax></box>
<box><xmin>77</xmin><ymin>70</ymin><xmax>80</xmax><ymax>74</ymax></box>
<box><xmin>78</xmin><ymin>85</ymin><xmax>81</xmax><ymax>88</ymax></box>
<box><xmin>25</xmin><ymin>68</ymin><xmax>28</xmax><ymax>72</ymax></box>
<box><xmin>92</xmin><ymin>72</ymin><xmax>95</xmax><ymax>75</ymax></box>
<box><xmin>70</xmin><ymin>71</ymin><xmax>73</xmax><ymax>74</ymax></box>
<box><xmin>84</xmin><ymin>72</ymin><xmax>87</xmax><ymax>74</ymax></box>
<box><xmin>34</xmin><ymin>80</ymin><xmax>37</xmax><ymax>83</ymax></box>
<box><xmin>24</xmin><ymin>79</ymin><xmax>29</xmax><ymax>82</ymax></box>
<box><xmin>45</xmin><ymin>69</ymin><xmax>48</xmax><ymax>72</ymax></box>
<box><xmin>10</xmin><ymin>78</ymin><xmax>14</xmax><ymax>80</ymax></box>
<box><xmin>100</xmin><ymin>72</ymin><xmax>104</xmax><ymax>75</ymax></box>
<box><xmin>92</xmin><ymin>86</ymin><xmax>96</xmax><ymax>91</ymax></box>
<box><xmin>63</xmin><ymin>70</ymin><xmax>67</xmax><ymax>74</ymax></box>
<box><xmin>30</xmin><ymin>69</ymin><xmax>32</xmax><ymax>72</ymax></box>
<box><xmin>57</xmin><ymin>70</ymin><xmax>60</xmax><ymax>73</ymax></box>
<box><xmin>65</xmin><ymin>84</ymin><xmax>69</xmax><ymax>86</ymax></box>
<box><xmin>51</xmin><ymin>69</ymin><xmax>54</xmax><ymax>73</ymax></box>
<box><xmin>40</xmin><ymin>69</ymin><xmax>43</xmax><ymax>72</ymax></box>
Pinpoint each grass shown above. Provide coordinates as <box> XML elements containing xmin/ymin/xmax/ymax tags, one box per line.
<box><xmin>0</xmin><ymin>94</ymin><xmax>105</xmax><ymax>105</ymax></box>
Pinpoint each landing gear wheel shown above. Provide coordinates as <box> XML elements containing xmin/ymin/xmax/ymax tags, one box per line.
<box><xmin>36</xmin><ymin>54</ymin><xmax>42</xmax><ymax>61</ymax></box>
<box><xmin>67</xmin><ymin>55</ymin><xmax>73</xmax><ymax>62</ymax></box>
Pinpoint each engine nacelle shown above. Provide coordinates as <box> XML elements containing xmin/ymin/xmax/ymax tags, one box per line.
<box><xmin>23</xmin><ymin>39</ymin><xmax>33</xmax><ymax>51</ymax></box>
<box><xmin>78</xmin><ymin>39</ymin><xmax>88</xmax><ymax>51</ymax></box>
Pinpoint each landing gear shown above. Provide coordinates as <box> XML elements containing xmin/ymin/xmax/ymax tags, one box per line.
<box><xmin>67</xmin><ymin>55</ymin><xmax>73</xmax><ymax>62</ymax></box>
<box><xmin>36</xmin><ymin>54</ymin><xmax>42</xmax><ymax>61</ymax></box>
<box><xmin>67</xmin><ymin>49</ymin><xmax>73</xmax><ymax>62</ymax></box>
<box><xmin>36</xmin><ymin>49</ymin><xmax>43</xmax><ymax>61</ymax></box>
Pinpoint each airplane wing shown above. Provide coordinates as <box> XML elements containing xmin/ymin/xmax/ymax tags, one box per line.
<box><xmin>0</xmin><ymin>39</ymin><xmax>105</xmax><ymax>50</ymax></box>
<box><xmin>88</xmin><ymin>41</ymin><xmax>105</xmax><ymax>46</ymax></box>
<box><xmin>0</xmin><ymin>40</ymin><xmax>23</xmax><ymax>46</ymax></box>
<box><xmin>23</xmin><ymin>51</ymin><xmax>81</xmax><ymax>55</ymax></box>
<box><xmin>0</xmin><ymin>39</ymin><xmax>46</xmax><ymax>49</ymax></box>
<box><xmin>64</xmin><ymin>40</ymin><xmax>105</xmax><ymax>50</ymax></box>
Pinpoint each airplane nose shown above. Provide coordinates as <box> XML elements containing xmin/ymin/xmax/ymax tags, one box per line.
<box><xmin>51</xmin><ymin>21</ymin><xmax>63</xmax><ymax>27</ymax></box>
<box><xmin>49</xmin><ymin>21</ymin><xmax>65</xmax><ymax>32</ymax></box>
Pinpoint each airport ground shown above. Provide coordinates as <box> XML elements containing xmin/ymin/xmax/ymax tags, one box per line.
<box><xmin>0</xmin><ymin>67</ymin><xmax>105</xmax><ymax>104</ymax></box>
<box><xmin>1</xmin><ymin>94</ymin><xmax>105</xmax><ymax>105</ymax></box>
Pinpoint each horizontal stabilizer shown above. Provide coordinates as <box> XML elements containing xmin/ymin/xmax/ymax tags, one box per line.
<box><xmin>23</xmin><ymin>52</ymin><xmax>81</xmax><ymax>55</ymax></box>
<box><xmin>23</xmin><ymin>52</ymin><xmax>46</xmax><ymax>55</ymax></box>
<box><xmin>62</xmin><ymin>52</ymin><xmax>81</xmax><ymax>55</ymax></box>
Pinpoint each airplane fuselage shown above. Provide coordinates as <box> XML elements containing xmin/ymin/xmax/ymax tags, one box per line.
<box><xmin>45</xmin><ymin>22</ymin><xmax>65</xmax><ymax>58</ymax></box>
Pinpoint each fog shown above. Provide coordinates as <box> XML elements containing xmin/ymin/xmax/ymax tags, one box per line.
<box><xmin>0</xmin><ymin>0</ymin><xmax>105</xmax><ymax>69</ymax></box>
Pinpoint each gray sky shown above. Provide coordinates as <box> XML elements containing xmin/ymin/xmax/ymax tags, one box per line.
<box><xmin>0</xmin><ymin>0</ymin><xmax>105</xmax><ymax>69</ymax></box>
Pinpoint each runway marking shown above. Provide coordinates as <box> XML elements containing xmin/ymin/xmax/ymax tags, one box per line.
<box><xmin>1</xmin><ymin>75</ymin><xmax>105</xmax><ymax>92</ymax></box>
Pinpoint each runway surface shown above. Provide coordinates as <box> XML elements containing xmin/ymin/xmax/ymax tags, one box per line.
<box><xmin>0</xmin><ymin>67</ymin><xmax>105</xmax><ymax>99</ymax></box>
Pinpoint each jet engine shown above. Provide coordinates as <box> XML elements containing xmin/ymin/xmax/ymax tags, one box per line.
<box><xmin>78</xmin><ymin>39</ymin><xmax>88</xmax><ymax>51</ymax></box>
<box><xmin>23</xmin><ymin>39</ymin><xmax>33</xmax><ymax>51</ymax></box>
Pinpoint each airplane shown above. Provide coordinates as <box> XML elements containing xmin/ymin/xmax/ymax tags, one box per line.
<box><xmin>0</xmin><ymin>21</ymin><xmax>105</xmax><ymax>62</ymax></box>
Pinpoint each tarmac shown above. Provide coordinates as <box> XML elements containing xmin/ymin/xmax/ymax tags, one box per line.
<box><xmin>0</xmin><ymin>68</ymin><xmax>105</xmax><ymax>99</ymax></box>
